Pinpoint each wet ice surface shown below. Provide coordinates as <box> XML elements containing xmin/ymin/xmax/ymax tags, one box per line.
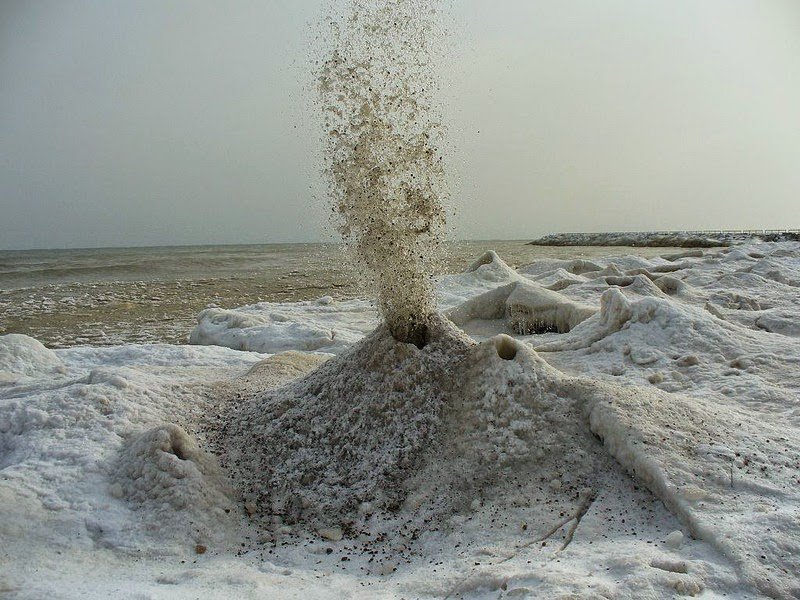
<box><xmin>0</xmin><ymin>243</ymin><xmax>355</xmax><ymax>348</ymax></box>
<box><xmin>2</xmin><ymin>241</ymin><xmax>799</xmax><ymax>599</ymax></box>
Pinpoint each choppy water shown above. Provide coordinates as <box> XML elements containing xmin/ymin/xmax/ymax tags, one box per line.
<box><xmin>0</xmin><ymin>241</ymin><xmax>679</xmax><ymax>348</ymax></box>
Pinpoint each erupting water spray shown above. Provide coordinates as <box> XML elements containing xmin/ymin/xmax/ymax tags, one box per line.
<box><xmin>318</xmin><ymin>0</ymin><xmax>449</xmax><ymax>347</ymax></box>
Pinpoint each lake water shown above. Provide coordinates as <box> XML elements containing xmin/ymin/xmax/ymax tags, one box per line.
<box><xmin>0</xmin><ymin>241</ymin><xmax>680</xmax><ymax>347</ymax></box>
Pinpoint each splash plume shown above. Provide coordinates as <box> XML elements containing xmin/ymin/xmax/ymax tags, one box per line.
<box><xmin>318</xmin><ymin>0</ymin><xmax>448</xmax><ymax>346</ymax></box>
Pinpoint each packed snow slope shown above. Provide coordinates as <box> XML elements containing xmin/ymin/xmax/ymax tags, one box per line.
<box><xmin>1</xmin><ymin>241</ymin><xmax>798</xmax><ymax>599</ymax></box>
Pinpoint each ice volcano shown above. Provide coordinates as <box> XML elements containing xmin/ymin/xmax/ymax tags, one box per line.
<box><xmin>216</xmin><ymin>313</ymin><xmax>613</xmax><ymax>544</ymax></box>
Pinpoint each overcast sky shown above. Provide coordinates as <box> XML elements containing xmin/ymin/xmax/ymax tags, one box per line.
<box><xmin>1</xmin><ymin>0</ymin><xmax>799</xmax><ymax>250</ymax></box>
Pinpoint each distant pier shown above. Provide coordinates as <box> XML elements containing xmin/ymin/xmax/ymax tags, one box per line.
<box><xmin>527</xmin><ymin>229</ymin><xmax>800</xmax><ymax>248</ymax></box>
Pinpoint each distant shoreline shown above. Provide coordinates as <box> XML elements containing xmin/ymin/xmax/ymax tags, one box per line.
<box><xmin>528</xmin><ymin>230</ymin><xmax>800</xmax><ymax>248</ymax></box>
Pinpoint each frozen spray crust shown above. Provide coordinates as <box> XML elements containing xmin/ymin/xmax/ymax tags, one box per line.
<box><xmin>318</xmin><ymin>0</ymin><xmax>448</xmax><ymax>346</ymax></box>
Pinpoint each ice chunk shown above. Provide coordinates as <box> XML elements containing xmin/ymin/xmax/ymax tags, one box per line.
<box><xmin>505</xmin><ymin>282</ymin><xmax>596</xmax><ymax>334</ymax></box>
<box><xmin>446</xmin><ymin>281</ymin><xmax>596</xmax><ymax>336</ymax></box>
<box><xmin>0</xmin><ymin>334</ymin><xmax>64</xmax><ymax>383</ymax></box>
<box><xmin>465</xmin><ymin>250</ymin><xmax>521</xmax><ymax>282</ymax></box>
<box><xmin>189</xmin><ymin>298</ymin><xmax>378</xmax><ymax>354</ymax></box>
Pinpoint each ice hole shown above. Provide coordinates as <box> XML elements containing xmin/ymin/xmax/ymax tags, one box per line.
<box><xmin>170</xmin><ymin>438</ymin><xmax>189</xmax><ymax>461</ymax></box>
<box><xmin>495</xmin><ymin>336</ymin><xmax>518</xmax><ymax>360</ymax></box>
<box><xmin>394</xmin><ymin>321</ymin><xmax>429</xmax><ymax>349</ymax></box>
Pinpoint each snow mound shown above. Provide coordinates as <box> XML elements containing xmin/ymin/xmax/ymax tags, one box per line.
<box><xmin>536</xmin><ymin>288</ymin><xmax>634</xmax><ymax>351</ymax></box>
<box><xmin>465</xmin><ymin>250</ymin><xmax>520</xmax><ymax>282</ymax></box>
<box><xmin>113</xmin><ymin>424</ymin><xmax>238</xmax><ymax>542</ymax></box>
<box><xmin>214</xmin><ymin>314</ymin><xmax>635</xmax><ymax>557</ymax></box>
<box><xmin>216</xmin><ymin>314</ymin><xmax>474</xmax><ymax>531</ymax></box>
<box><xmin>447</xmin><ymin>281</ymin><xmax>595</xmax><ymax>335</ymax></box>
<box><xmin>189</xmin><ymin>297</ymin><xmax>377</xmax><ymax>354</ymax></box>
<box><xmin>404</xmin><ymin>334</ymin><xmax>606</xmax><ymax>519</ymax></box>
<box><xmin>0</xmin><ymin>334</ymin><xmax>65</xmax><ymax>383</ymax></box>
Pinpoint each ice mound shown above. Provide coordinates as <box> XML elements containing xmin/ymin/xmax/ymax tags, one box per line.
<box><xmin>530</xmin><ymin>267</ymin><xmax>585</xmax><ymax>291</ymax></box>
<box><xmin>505</xmin><ymin>283</ymin><xmax>596</xmax><ymax>334</ymax></box>
<box><xmin>599</xmin><ymin>274</ymin><xmax>666</xmax><ymax>297</ymax></box>
<box><xmin>216</xmin><ymin>314</ymin><xmax>473</xmax><ymax>531</ymax></box>
<box><xmin>465</xmin><ymin>250</ymin><xmax>521</xmax><ymax>282</ymax></box>
<box><xmin>653</xmin><ymin>274</ymin><xmax>688</xmax><ymax>296</ymax></box>
<box><xmin>538</xmin><ymin>284</ymin><xmax>800</xmax><ymax>400</ymax></box>
<box><xmin>517</xmin><ymin>255</ymin><xmax>690</xmax><ymax>300</ymax></box>
<box><xmin>0</xmin><ymin>342</ymin><xmax>262</xmax><ymax>568</ymax></box>
<box><xmin>745</xmin><ymin>255</ymin><xmax>800</xmax><ymax>287</ymax></box>
<box><xmin>0</xmin><ymin>334</ymin><xmax>65</xmax><ymax>383</ymax></box>
<box><xmin>447</xmin><ymin>281</ymin><xmax>595</xmax><ymax>335</ymax></box>
<box><xmin>519</xmin><ymin>258</ymin><xmax>603</xmax><ymax>277</ymax></box>
<box><xmin>754</xmin><ymin>309</ymin><xmax>800</xmax><ymax>337</ymax></box>
<box><xmin>436</xmin><ymin>250</ymin><xmax>522</xmax><ymax>308</ymax></box>
<box><xmin>403</xmin><ymin>334</ymin><xmax>608</xmax><ymax>519</ymax></box>
<box><xmin>534</xmin><ymin>288</ymin><xmax>634</xmax><ymax>351</ymax></box>
<box><xmin>214</xmin><ymin>312</ymin><xmax>635</xmax><ymax>555</ymax></box>
<box><xmin>190</xmin><ymin>297</ymin><xmax>377</xmax><ymax>354</ymax></box>
<box><xmin>708</xmin><ymin>289</ymin><xmax>764</xmax><ymax>311</ymax></box>
<box><xmin>113</xmin><ymin>424</ymin><xmax>238</xmax><ymax>543</ymax></box>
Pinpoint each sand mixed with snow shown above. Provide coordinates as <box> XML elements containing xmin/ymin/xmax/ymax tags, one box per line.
<box><xmin>2</xmin><ymin>242</ymin><xmax>799</xmax><ymax>598</ymax></box>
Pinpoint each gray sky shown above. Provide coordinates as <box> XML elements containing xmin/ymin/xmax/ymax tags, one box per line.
<box><xmin>1</xmin><ymin>0</ymin><xmax>799</xmax><ymax>250</ymax></box>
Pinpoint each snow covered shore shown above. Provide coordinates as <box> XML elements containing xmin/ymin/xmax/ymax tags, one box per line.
<box><xmin>2</xmin><ymin>242</ymin><xmax>799</xmax><ymax>598</ymax></box>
